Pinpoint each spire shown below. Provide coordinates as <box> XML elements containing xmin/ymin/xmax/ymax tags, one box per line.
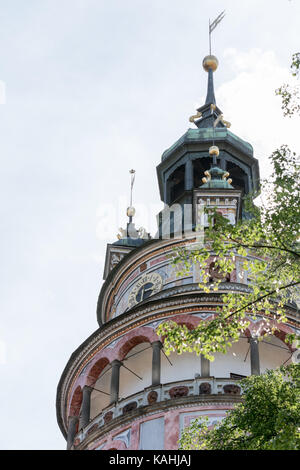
<box><xmin>205</xmin><ymin>68</ymin><xmax>216</xmax><ymax>105</ymax></box>
<box><xmin>189</xmin><ymin>11</ymin><xmax>225</xmax><ymax>129</ymax></box>
<box><xmin>203</xmin><ymin>56</ymin><xmax>218</xmax><ymax>105</ymax></box>
<box><xmin>190</xmin><ymin>55</ymin><xmax>222</xmax><ymax>129</ymax></box>
<box><xmin>189</xmin><ymin>53</ymin><xmax>233</xmax><ymax>134</ymax></box>
<box><xmin>205</xmin><ymin>10</ymin><xmax>225</xmax><ymax>105</ymax></box>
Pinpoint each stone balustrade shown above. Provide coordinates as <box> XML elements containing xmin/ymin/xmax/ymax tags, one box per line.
<box><xmin>74</xmin><ymin>376</ymin><xmax>242</xmax><ymax>445</ymax></box>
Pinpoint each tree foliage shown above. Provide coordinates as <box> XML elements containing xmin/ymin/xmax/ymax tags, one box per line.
<box><xmin>276</xmin><ymin>52</ymin><xmax>300</xmax><ymax>116</ymax></box>
<box><xmin>179</xmin><ymin>364</ymin><xmax>300</xmax><ymax>450</ymax></box>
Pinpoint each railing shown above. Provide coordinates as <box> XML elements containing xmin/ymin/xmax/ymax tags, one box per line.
<box><xmin>75</xmin><ymin>376</ymin><xmax>242</xmax><ymax>444</ymax></box>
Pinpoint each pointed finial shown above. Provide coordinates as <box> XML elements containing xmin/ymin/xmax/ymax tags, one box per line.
<box><xmin>127</xmin><ymin>169</ymin><xmax>136</xmax><ymax>223</ymax></box>
<box><xmin>204</xmin><ymin>10</ymin><xmax>224</xmax><ymax>104</ymax></box>
<box><xmin>188</xmin><ymin>14</ymin><xmax>225</xmax><ymax>127</ymax></box>
<box><xmin>202</xmin><ymin>55</ymin><xmax>218</xmax><ymax>72</ymax></box>
<box><xmin>203</xmin><ymin>55</ymin><xmax>218</xmax><ymax>105</ymax></box>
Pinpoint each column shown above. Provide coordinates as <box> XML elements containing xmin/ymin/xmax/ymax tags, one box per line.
<box><xmin>110</xmin><ymin>360</ymin><xmax>122</xmax><ymax>404</ymax></box>
<box><xmin>151</xmin><ymin>341</ymin><xmax>163</xmax><ymax>386</ymax></box>
<box><xmin>185</xmin><ymin>159</ymin><xmax>193</xmax><ymax>191</ymax></box>
<box><xmin>249</xmin><ymin>337</ymin><xmax>260</xmax><ymax>375</ymax></box>
<box><xmin>220</xmin><ymin>158</ymin><xmax>226</xmax><ymax>170</ymax></box>
<box><xmin>201</xmin><ymin>354</ymin><xmax>210</xmax><ymax>377</ymax></box>
<box><xmin>163</xmin><ymin>180</ymin><xmax>171</xmax><ymax>205</ymax></box>
<box><xmin>66</xmin><ymin>415</ymin><xmax>78</xmax><ymax>450</ymax></box>
<box><xmin>79</xmin><ymin>385</ymin><xmax>93</xmax><ymax>430</ymax></box>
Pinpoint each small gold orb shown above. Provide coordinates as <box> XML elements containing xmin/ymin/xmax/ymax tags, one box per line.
<box><xmin>209</xmin><ymin>145</ymin><xmax>220</xmax><ymax>157</ymax></box>
<box><xmin>126</xmin><ymin>206</ymin><xmax>136</xmax><ymax>217</ymax></box>
<box><xmin>202</xmin><ymin>55</ymin><xmax>218</xmax><ymax>72</ymax></box>
<box><xmin>228</xmin><ymin>178</ymin><xmax>232</xmax><ymax>184</ymax></box>
<box><xmin>202</xmin><ymin>177</ymin><xmax>207</xmax><ymax>183</ymax></box>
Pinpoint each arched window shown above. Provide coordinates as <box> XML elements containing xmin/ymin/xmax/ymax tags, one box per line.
<box><xmin>119</xmin><ymin>342</ymin><xmax>152</xmax><ymax>400</ymax></box>
<box><xmin>226</xmin><ymin>161</ymin><xmax>248</xmax><ymax>193</ymax></box>
<box><xmin>193</xmin><ymin>157</ymin><xmax>217</xmax><ymax>187</ymax></box>
<box><xmin>168</xmin><ymin>165</ymin><xmax>185</xmax><ymax>203</ymax></box>
<box><xmin>90</xmin><ymin>363</ymin><xmax>112</xmax><ymax>420</ymax></box>
<box><xmin>69</xmin><ymin>386</ymin><xmax>83</xmax><ymax>418</ymax></box>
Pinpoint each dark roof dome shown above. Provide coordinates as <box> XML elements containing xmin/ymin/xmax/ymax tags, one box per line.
<box><xmin>113</xmin><ymin>237</ymin><xmax>146</xmax><ymax>248</ymax></box>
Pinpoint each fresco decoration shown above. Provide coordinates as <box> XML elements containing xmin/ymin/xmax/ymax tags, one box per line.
<box><xmin>110</xmin><ymin>260</ymin><xmax>193</xmax><ymax>319</ymax></box>
<box><xmin>179</xmin><ymin>409</ymin><xmax>229</xmax><ymax>435</ymax></box>
<box><xmin>112</xmin><ymin>428</ymin><xmax>131</xmax><ymax>448</ymax></box>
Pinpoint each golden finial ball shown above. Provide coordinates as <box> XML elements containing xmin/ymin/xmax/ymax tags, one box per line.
<box><xmin>126</xmin><ymin>206</ymin><xmax>136</xmax><ymax>217</ymax></box>
<box><xmin>202</xmin><ymin>55</ymin><xmax>218</xmax><ymax>72</ymax></box>
<box><xmin>209</xmin><ymin>145</ymin><xmax>220</xmax><ymax>157</ymax></box>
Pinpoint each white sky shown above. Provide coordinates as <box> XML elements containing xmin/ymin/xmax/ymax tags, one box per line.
<box><xmin>0</xmin><ymin>0</ymin><xmax>299</xmax><ymax>449</ymax></box>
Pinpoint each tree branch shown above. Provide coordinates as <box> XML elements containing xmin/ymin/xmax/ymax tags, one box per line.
<box><xmin>228</xmin><ymin>238</ymin><xmax>300</xmax><ymax>258</ymax></box>
<box><xmin>224</xmin><ymin>280</ymin><xmax>300</xmax><ymax>320</ymax></box>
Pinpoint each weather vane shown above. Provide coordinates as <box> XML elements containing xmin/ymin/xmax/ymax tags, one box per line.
<box><xmin>189</xmin><ymin>11</ymin><xmax>226</xmax><ymax>125</ymax></box>
<box><xmin>129</xmin><ymin>169</ymin><xmax>135</xmax><ymax>207</ymax></box>
<box><xmin>117</xmin><ymin>169</ymin><xmax>136</xmax><ymax>238</ymax></box>
<box><xmin>208</xmin><ymin>11</ymin><xmax>230</xmax><ymax>165</ymax></box>
<box><xmin>209</xmin><ymin>10</ymin><xmax>225</xmax><ymax>55</ymax></box>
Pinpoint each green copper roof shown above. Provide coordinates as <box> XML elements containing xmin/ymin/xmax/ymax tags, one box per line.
<box><xmin>161</xmin><ymin>127</ymin><xmax>253</xmax><ymax>161</ymax></box>
<box><xmin>113</xmin><ymin>238</ymin><xmax>146</xmax><ymax>247</ymax></box>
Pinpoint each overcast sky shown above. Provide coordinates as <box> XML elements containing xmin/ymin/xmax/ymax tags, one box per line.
<box><xmin>0</xmin><ymin>0</ymin><xmax>299</xmax><ymax>450</ymax></box>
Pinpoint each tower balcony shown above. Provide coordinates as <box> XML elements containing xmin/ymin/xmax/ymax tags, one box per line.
<box><xmin>73</xmin><ymin>376</ymin><xmax>244</xmax><ymax>449</ymax></box>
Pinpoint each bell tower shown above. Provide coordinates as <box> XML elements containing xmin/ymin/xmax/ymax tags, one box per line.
<box><xmin>56</xmin><ymin>50</ymin><xmax>297</xmax><ymax>451</ymax></box>
<box><xmin>156</xmin><ymin>53</ymin><xmax>258</xmax><ymax>240</ymax></box>
<box><xmin>157</xmin><ymin>53</ymin><xmax>259</xmax><ymax>209</ymax></box>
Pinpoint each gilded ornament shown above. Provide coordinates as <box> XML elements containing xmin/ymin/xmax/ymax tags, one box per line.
<box><xmin>209</xmin><ymin>145</ymin><xmax>220</xmax><ymax>157</ymax></box>
<box><xmin>189</xmin><ymin>111</ymin><xmax>202</xmax><ymax>123</ymax></box>
<box><xmin>202</xmin><ymin>55</ymin><xmax>219</xmax><ymax>72</ymax></box>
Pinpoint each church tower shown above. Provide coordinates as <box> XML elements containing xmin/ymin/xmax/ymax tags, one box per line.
<box><xmin>56</xmin><ymin>53</ymin><xmax>298</xmax><ymax>451</ymax></box>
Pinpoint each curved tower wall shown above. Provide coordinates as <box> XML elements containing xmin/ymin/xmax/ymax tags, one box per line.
<box><xmin>57</xmin><ymin>235</ymin><xmax>298</xmax><ymax>450</ymax></box>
